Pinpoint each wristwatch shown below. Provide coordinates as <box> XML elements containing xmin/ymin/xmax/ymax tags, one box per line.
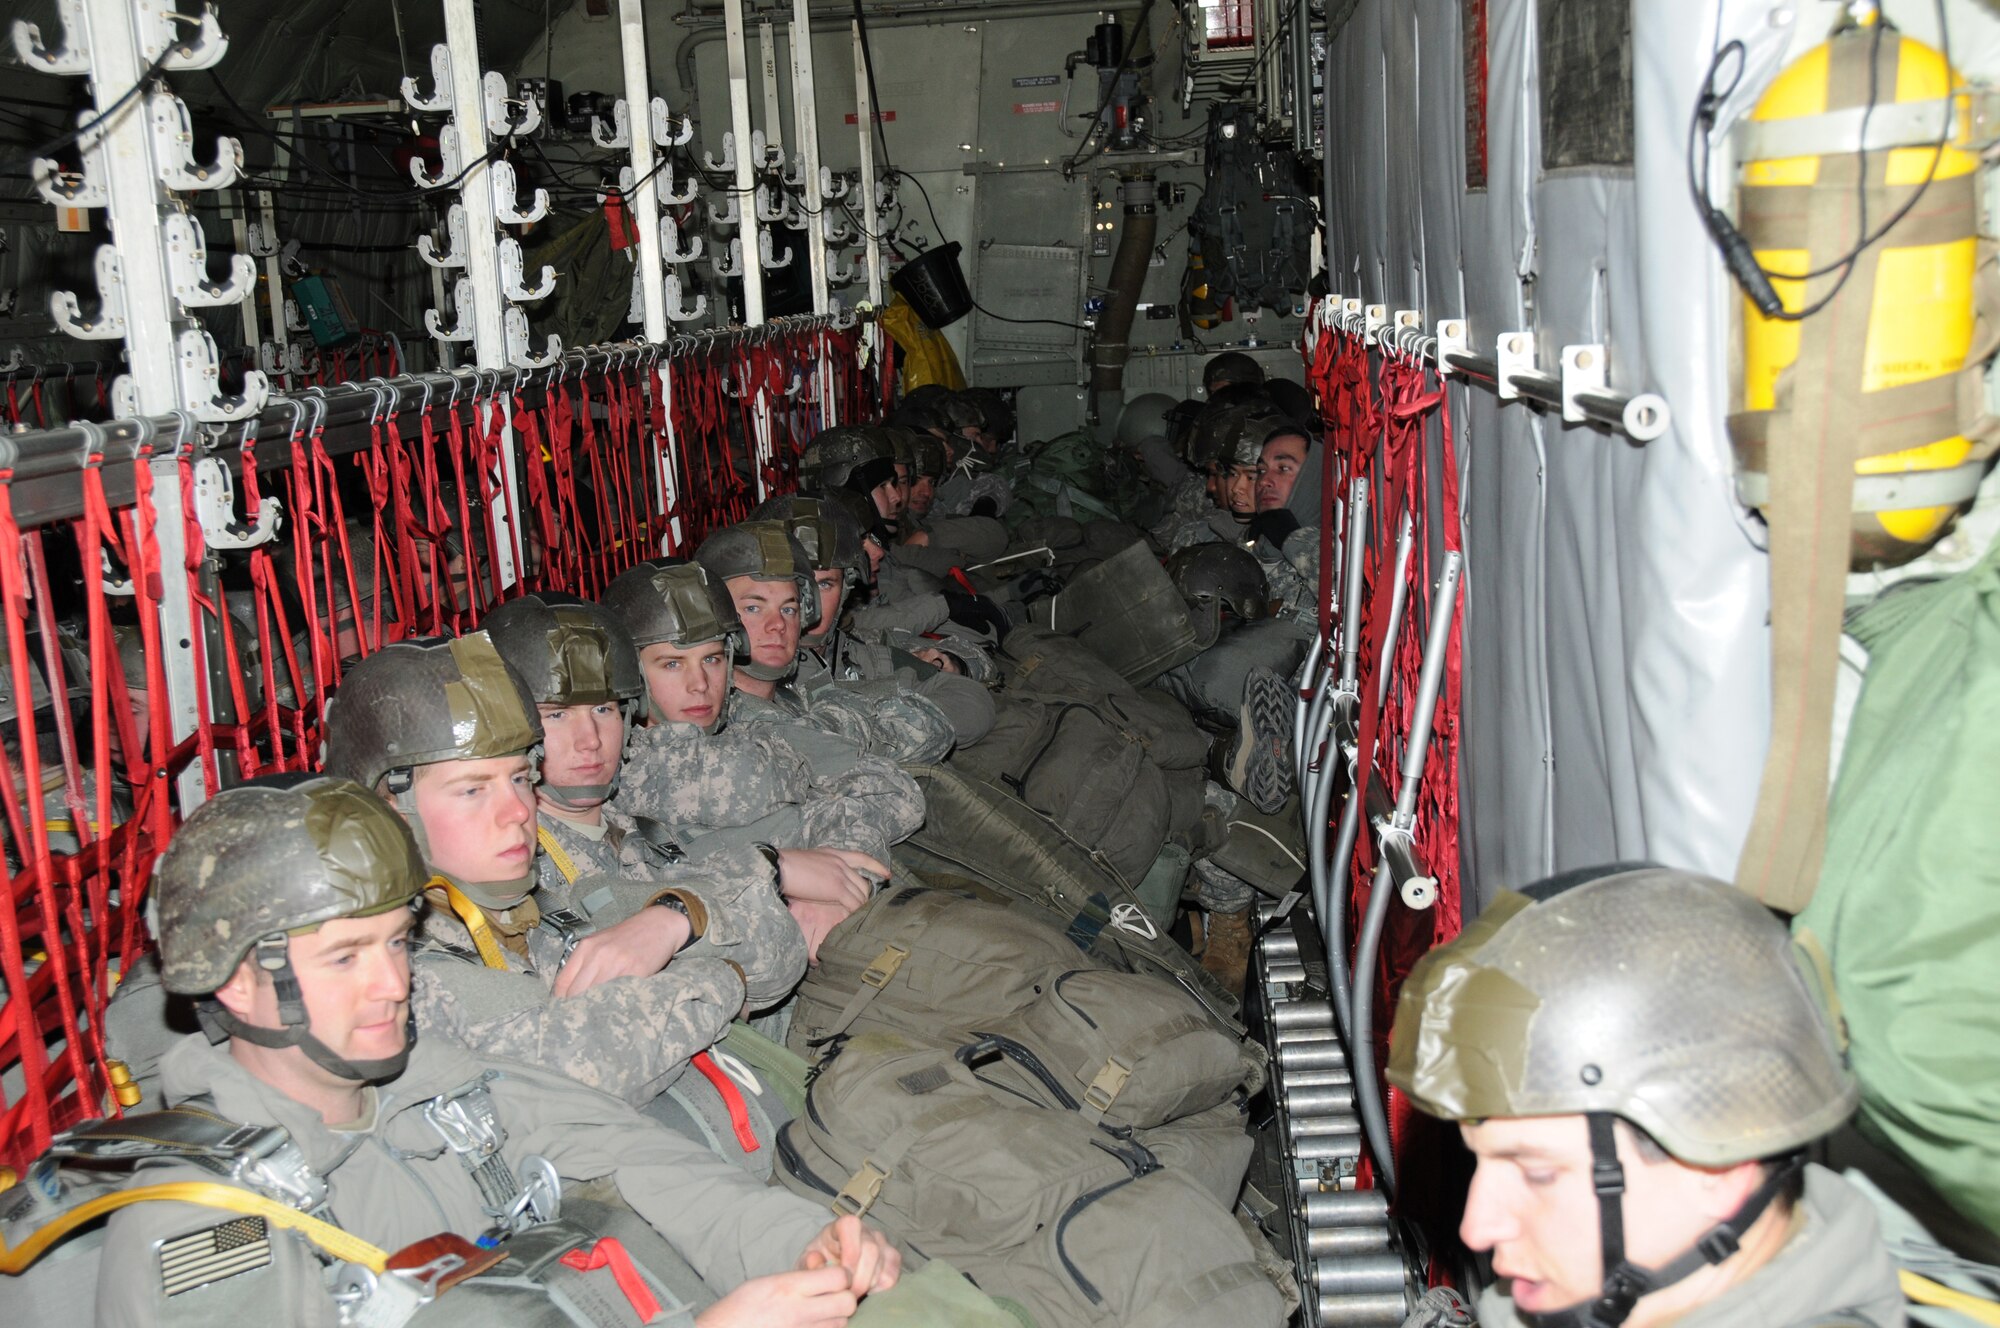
<box><xmin>754</xmin><ymin>842</ymin><xmax>785</xmax><ymax>896</ymax></box>
<box><xmin>652</xmin><ymin>893</ymin><xmax>699</xmax><ymax>938</ymax></box>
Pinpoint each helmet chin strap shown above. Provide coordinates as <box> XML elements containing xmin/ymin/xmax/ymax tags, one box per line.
<box><xmin>737</xmin><ymin>648</ymin><xmax>800</xmax><ymax>683</ymax></box>
<box><xmin>540</xmin><ymin>781</ymin><xmax>614</xmax><ymax>809</ymax></box>
<box><xmin>394</xmin><ymin>781</ymin><xmax>535</xmax><ymax>911</ymax></box>
<box><xmin>195</xmin><ymin>932</ymin><xmax>416</xmax><ymax>1083</ymax></box>
<box><xmin>1520</xmin><ymin>1115</ymin><xmax>1806</xmax><ymax>1328</ymax></box>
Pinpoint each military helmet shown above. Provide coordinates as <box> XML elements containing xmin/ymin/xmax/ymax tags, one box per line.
<box><xmin>1202</xmin><ymin>350</ymin><xmax>1265</xmax><ymax>392</ymax></box>
<box><xmin>695</xmin><ymin>520</ymin><xmax>823</xmax><ymax>631</ymax></box>
<box><xmin>1223</xmin><ymin>407</ymin><xmax>1298</xmax><ymax>469</ymax></box>
<box><xmin>1184</xmin><ymin>387</ymin><xmax>1272</xmax><ymax>469</ymax></box>
<box><xmin>604</xmin><ymin>560</ymin><xmax>743</xmax><ymax>651</ymax></box>
<box><xmin>1115</xmin><ymin>393</ymin><xmax>1180</xmax><ymax>449</ymax></box>
<box><xmin>321</xmin><ymin>632</ymin><xmax>542</xmax><ymax>794</ymax></box>
<box><xmin>950</xmin><ymin>387</ymin><xmax>1015</xmax><ymax>442</ymax></box>
<box><xmin>1167</xmin><ymin>543</ymin><xmax>1273</xmax><ymax>638</ymax></box>
<box><xmin>155</xmin><ymin>776</ymin><xmax>428</xmax><ymax>996</ymax></box>
<box><xmin>1387</xmin><ymin>867</ymin><xmax>1858</xmax><ymax>1168</ymax></box>
<box><xmin>798</xmin><ymin>426</ymin><xmax>895</xmax><ymax>492</ymax></box>
<box><xmin>911</xmin><ymin>432</ymin><xmax>950</xmax><ymax>481</ymax></box>
<box><xmin>892</xmin><ymin>401</ymin><xmax>950</xmax><ymax>437</ymax></box>
<box><xmin>880</xmin><ymin>425</ymin><xmax>919</xmax><ymax>469</ymax></box>
<box><xmin>480</xmin><ymin>594</ymin><xmax>643</xmax><ymax>708</ymax></box>
<box><xmin>751</xmin><ymin>494</ymin><xmax>870</xmax><ymax>585</ymax></box>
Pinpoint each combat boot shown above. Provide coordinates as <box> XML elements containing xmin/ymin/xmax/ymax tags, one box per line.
<box><xmin>1201</xmin><ymin>905</ymin><xmax>1253</xmax><ymax>995</ymax></box>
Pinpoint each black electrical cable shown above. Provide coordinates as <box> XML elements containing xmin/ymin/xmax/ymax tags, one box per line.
<box><xmin>970</xmin><ymin>298</ymin><xmax>1092</xmax><ymax>332</ymax></box>
<box><xmin>849</xmin><ymin>0</ymin><xmax>895</xmax><ymax>177</ymax></box>
<box><xmin>1689</xmin><ymin>0</ymin><xmax>1951</xmax><ymax>322</ymax></box>
<box><xmin>17</xmin><ymin>42</ymin><xmax>183</xmax><ymax>163</ymax></box>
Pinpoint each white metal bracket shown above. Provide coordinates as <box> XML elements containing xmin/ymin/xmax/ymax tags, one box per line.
<box><xmin>418</xmin><ymin>203</ymin><xmax>469</xmax><ymax>268</ymax></box>
<box><xmin>192</xmin><ymin>455</ymin><xmax>282</xmax><ymax>549</ymax></box>
<box><xmin>51</xmin><ymin>245</ymin><xmax>127</xmax><ymax>340</ymax></box>
<box><xmin>177</xmin><ymin>329</ymin><xmax>268</xmax><ymax>423</ymax></box>
<box><xmin>409</xmin><ymin>124</ymin><xmax>463</xmax><ymax>189</ymax></box>
<box><xmin>750</xmin><ymin>129</ymin><xmax>784</xmax><ymax>173</ymax></box>
<box><xmin>711</xmin><ymin>237</ymin><xmax>743</xmax><ymax>277</ymax></box>
<box><xmin>757</xmin><ymin>229</ymin><xmax>793</xmax><ymax>270</ymax></box>
<box><xmin>285</xmin><ymin>297</ymin><xmax>309</xmax><ymax>333</ymax></box>
<box><xmin>426</xmin><ymin>276</ymin><xmax>476</xmax><ymax>342</ymax></box>
<box><xmin>827</xmin><ymin>250</ymin><xmax>855</xmax><ymax>284</ymax></box>
<box><xmin>164</xmin><ymin>212</ymin><xmax>256</xmax><ymax>308</ymax></box>
<box><xmin>502</xmin><ymin>307</ymin><xmax>560</xmax><ymax>368</ymax></box>
<box><xmin>11</xmin><ymin>0</ymin><xmax>89</xmax><ymax>74</ymax></box>
<box><xmin>591</xmin><ymin>100</ymin><xmax>631</xmax><ymax>149</ymax></box>
<box><xmin>110</xmin><ymin>374</ymin><xmax>137</xmax><ymax>418</ymax></box>
<box><xmin>663</xmin><ymin>271</ymin><xmax>707</xmax><ymax>322</ymax></box>
<box><xmin>1340</xmin><ymin>297</ymin><xmax>1363</xmax><ymax>335</ymax></box>
<box><xmin>1363</xmin><ymin>303</ymin><xmax>1389</xmax><ymax>346</ymax></box>
<box><xmin>659</xmin><ymin>162</ymin><xmax>698</xmax><ymax>206</ymax></box>
<box><xmin>483</xmin><ymin>70</ymin><xmax>541</xmax><ymax>138</ymax></box>
<box><xmin>1390</xmin><ymin>309</ymin><xmax>1422</xmax><ymax>358</ymax></box>
<box><xmin>135</xmin><ymin>0</ymin><xmax>228</xmax><ymax>67</ymax></box>
<box><xmin>661</xmin><ymin>215</ymin><xmax>703</xmax><ymax>264</ymax></box>
<box><xmin>100</xmin><ymin>548</ymin><xmax>135</xmax><ymax>596</ymax></box>
<box><xmin>1560</xmin><ymin>344</ymin><xmax>1607</xmax><ymax>424</ymax></box>
<box><xmin>703</xmin><ymin>131</ymin><xmax>736</xmax><ymax>173</ymax></box>
<box><xmin>491</xmin><ymin>160</ymin><xmax>549</xmax><ymax>225</ymax></box>
<box><xmin>821</xmin><ymin>211</ymin><xmax>854</xmax><ymax>246</ymax></box>
<box><xmin>651</xmin><ymin>98</ymin><xmax>694</xmax><ymax>147</ymax></box>
<box><xmin>32</xmin><ymin>115</ymin><xmax>107</xmax><ymax>207</ymax></box>
<box><xmin>819</xmin><ymin>167</ymin><xmax>850</xmax><ymax>201</ymax></box>
<box><xmin>402</xmin><ymin>44</ymin><xmax>453</xmax><ymax>113</ymax></box>
<box><xmin>709</xmin><ymin>192</ymin><xmax>741</xmax><ymax>226</ymax></box>
<box><xmin>244</xmin><ymin>218</ymin><xmax>278</xmax><ymax>257</ymax></box>
<box><xmin>1496</xmin><ymin>331</ymin><xmax>1534</xmax><ymax>401</ymax></box>
<box><xmin>149</xmin><ymin>90</ymin><xmax>242</xmax><ymax>191</ymax></box>
<box><xmin>754</xmin><ymin>182</ymin><xmax>789</xmax><ymax>223</ymax></box>
<box><xmin>1435</xmin><ymin>318</ymin><xmax>1469</xmax><ymax>376</ymax></box>
<box><xmin>498</xmin><ymin>236</ymin><xmax>555</xmax><ymax>301</ymax></box>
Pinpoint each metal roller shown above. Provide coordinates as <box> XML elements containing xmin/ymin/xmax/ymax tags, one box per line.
<box><xmin>1314</xmin><ymin>1254</ymin><xmax>1409</xmax><ymax>1297</ymax></box>
<box><xmin>1265</xmin><ymin>961</ymin><xmax>1309</xmax><ymax>986</ymax></box>
<box><xmin>1260</xmin><ymin>930</ymin><xmax>1302</xmax><ymax>959</ymax></box>
<box><xmin>1305</xmin><ymin>1225</ymin><xmax>1391</xmax><ymax>1259</ymax></box>
<box><xmin>1301</xmin><ymin>1189</ymin><xmax>1390</xmax><ymax>1227</ymax></box>
<box><xmin>1278</xmin><ymin>1068</ymin><xmax>1353</xmax><ymax>1090</ymax></box>
<box><xmin>1313</xmin><ymin>1292</ymin><xmax>1411</xmax><ymax>1326</ymax></box>
<box><xmin>1288</xmin><ymin>1110</ymin><xmax>1360</xmax><ymax>1138</ymax></box>
<box><xmin>1293</xmin><ymin>1131</ymin><xmax>1364</xmax><ymax>1161</ymax></box>
<box><xmin>1279</xmin><ymin>1040</ymin><xmax>1349</xmax><ymax>1073</ymax></box>
<box><xmin>1271</xmin><ymin>998</ymin><xmax>1335</xmax><ymax>1031</ymax></box>
<box><xmin>1286</xmin><ymin>1083</ymin><xmax>1361</xmax><ymax>1117</ymax></box>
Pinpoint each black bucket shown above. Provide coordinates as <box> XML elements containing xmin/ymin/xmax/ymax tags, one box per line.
<box><xmin>891</xmin><ymin>242</ymin><xmax>973</xmax><ymax>330</ymax></box>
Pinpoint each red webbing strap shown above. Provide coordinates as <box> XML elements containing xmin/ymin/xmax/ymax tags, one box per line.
<box><xmin>559</xmin><ymin>1239</ymin><xmax>662</xmax><ymax>1323</ymax></box>
<box><xmin>518</xmin><ymin>381</ymin><xmax>568</xmax><ymax>594</ymax></box>
<box><xmin>477</xmin><ymin>390</ymin><xmax>526</xmax><ymax>590</ymax></box>
<box><xmin>443</xmin><ymin>396</ymin><xmax>491</xmax><ymax>631</ymax></box>
<box><xmin>689</xmin><ymin>1051</ymin><xmax>762</xmax><ymax>1153</ymax></box>
<box><xmin>0</xmin><ymin>475</ymin><xmax>90</xmax><ymax>1161</ymax></box>
<box><xmin>354</xmin><ymin>416</ymin><xmax>410</xmax><ymax>642</ymax></box>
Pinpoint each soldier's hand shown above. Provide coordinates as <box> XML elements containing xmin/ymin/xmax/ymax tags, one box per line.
<box><xmin>902</xmin><ymin>530</ymin><xmax>931</xmax><ymax>547</ymax></box>
<box><xmin>777</xmin><ymin>848</ymin><xmax>885</xmax><ymax>910</ymax></box>
<box><xmin>788</xmin><ymin>898</ymin><xmax>855</xmax><ymax>964</ymax></box>
<box><xmin>551</xmin><ymin>907</ymin><xmax>692</xmax><ymax>998</ymax></box>
<box><xmin>693</xmin><ymin>1266</ymin><xmax>859</xmax><ymax>1327</ymax></box>
<box><xmin>799</xmin><ymin>1215</ymin><xmax>902</xmax><ymax>1296</ymax></box>
<box><xmin>910</xmin><ymin>646</ymin><xmax>963</xmax><ymax>675</ymax></box>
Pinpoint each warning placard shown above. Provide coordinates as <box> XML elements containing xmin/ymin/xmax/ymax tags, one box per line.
<box><xmin>843</xmin><ymin>111</ymin><xmax>897</xmax><ymax>124</ymax></box>
<box><xmin>1013</xmin><ymin>101</ymin><xmax>1060</xmax><ymax>115</ymax></box>
<box><xmin>1012</xmin><ymin>74</ymin><xmax>1059</xmax><ymax>87</ymax></box>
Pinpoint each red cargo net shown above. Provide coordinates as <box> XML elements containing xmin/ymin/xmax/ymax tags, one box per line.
<box><xmin>0</xmin><ymin>319</ymin><xmax>884</xmax><ymax>1168</ymax></box>
<box><xmin>1302</xmin><ymin>303</ymin><xmax>1466</xmax><ymax>1224</ymax></box>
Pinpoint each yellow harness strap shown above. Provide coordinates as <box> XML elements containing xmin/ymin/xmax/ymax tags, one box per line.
<box><xmin>432</xmin><ymin>877</ymin><xmax>512</xmax><ymax>971</ymax></box>
<box><xmin>0</xmin><ymin>1181</ymin><xmax>387</xmax><ymax>1275</ymax></box>
<box><xmin>536</xmin><ymin>827</ymin><xmax>581</xmax><ymax>887</ymax></box>
<box><xmin>1903</xmin><ymin>1271</ymin><xmax>2000</xmax><ymax>1327</ymax></box>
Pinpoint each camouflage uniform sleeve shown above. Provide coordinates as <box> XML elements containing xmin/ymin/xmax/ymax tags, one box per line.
<box><xmin>1263</xmin><ymin>523</ymin><xmax>1321</xmax><ymax>621</ymax></box>
<box><xmin>804</xmin><ymin>677</ymin><xmax>957</xmax><ymax>764</ymax></box>
<box><xmin>612</xmin><ymin>724</ymin><xmax>808</xmax><ymax>849</ymax></box>
<box><xmin>756</xmin><ymin>724</ymin><xmax>924</xmax><ymax>861</ymax></box>
<box><xmin>848</xmin><ymin>589</ymin><xmax>951</xmax><ymax>639</ymax></box>
<box><xmin>409</xmin><ymin>952</ymin><xmax>744</xmax><ymax>1107</ymax></box>
<box><xmin>886</xmin><ymin>541</ymin><xmax>965</xmax><ymax>579</ymax></box>
<box><xmin>576</xmin><ymin>847</ymin><xmax>807</xmax><ymax>1011</ymax></box>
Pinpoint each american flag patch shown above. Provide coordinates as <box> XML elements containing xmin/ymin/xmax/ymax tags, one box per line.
<box><xmin>158</xmin><ymin>1216</ymin><xmax>272</xmax><ymax>1296</ymax></box>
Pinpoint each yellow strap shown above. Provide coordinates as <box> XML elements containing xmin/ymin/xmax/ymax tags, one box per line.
<box><xmin>1902</xmin><ymin>1271</ymin><xmax>2000</xmax><ymax>1327</ymax></box>
<box><xmin>0</xmin><ymin>1181</ymin><xmax>387</xmax><ymax>1275</ymax></box>
<box><xmin>435</xmin><ymin>877</ymin><xmax>512</xmax><ymax>971</ymax></box>
<box><xmin>536</xmin><ymin>827</ymin><xmax>581</xmax><ymax>887</ymax></box>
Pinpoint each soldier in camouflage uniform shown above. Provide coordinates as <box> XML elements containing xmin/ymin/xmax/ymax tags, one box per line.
<box><xmin>1245</xmin><ymin>419</ymin><xmax>1325</xmax><ymax>623</ymax></box>
<box><xmin>90</xmin><ymin>775</ymin><xmax>898</xmax><ymax>1326</ymax></box>
<box><xmin>603</xmin><ymin>561</ymin><xmax>920</xmax><ymax>961</ymax></box>
<box><xmin>694</xmin><ymin>520</ymin><xmax>957</xmax><ymax>766</ymax></box>
<box><xmin>752</xmin><ymin>493</ymin><xmax>996</xmax><ymax>745</ymax></box>
<box><xmin>1150</xmin><ymin>386</ymin><xmax>1269</xmax><ymax>554</ymax></box>
<box><xmin>320</xmin><ymin>633</ymin><xmax>760</xmax><ymax>1108</ymax></box>
<box><xmin>479</xmin><ymin>593</ymin><xmax>806</xmax><ymax>1011</ymax></box>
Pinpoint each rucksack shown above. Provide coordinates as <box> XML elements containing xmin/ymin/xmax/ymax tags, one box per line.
<box><xmin>902</xmin><ymin>763</ymin><xmax>1244</xmax><ymax>1030</ymax></box>
<box><xmin>774</xmin><ymin>1032</ymin><xmax>1284</xmax><ymax>1328</ymax></box>
<box><xmin>787</xmin><ymin>884</ymin><xmax>1105</xmax><ymax>1058</ymax></box>
<box><xmin>998</xmin><ymin>625</ymin><xmax>1211</xmax><ymax>772</ymax></box>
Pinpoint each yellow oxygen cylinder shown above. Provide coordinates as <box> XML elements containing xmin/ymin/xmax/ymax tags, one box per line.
<box><xmin>1731</xmin><ymin>14</ymin><xmax>1994</xmax><ymax>568</ymax></box>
